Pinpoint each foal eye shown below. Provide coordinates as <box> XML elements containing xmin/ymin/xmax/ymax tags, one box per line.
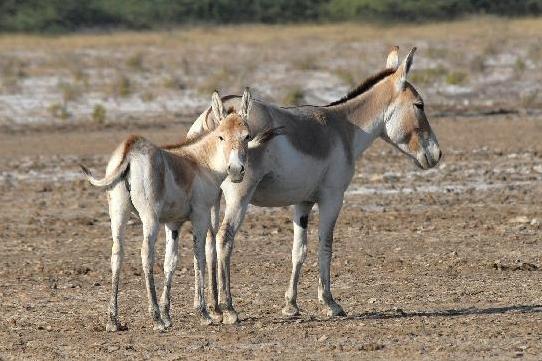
<box><xmin>245</xmin><ymin>134</ymin><xmax>251</xmax><ymax>140</ymax></box>
<box><xmin>218</xmin><ymin>136</ymin><xmax>224</xmax><ymax>141</ymax></box>
<box><xmin>414</xmin><ymin>102</ymin><xmax>424</xmax><ymax>110</ymax></box>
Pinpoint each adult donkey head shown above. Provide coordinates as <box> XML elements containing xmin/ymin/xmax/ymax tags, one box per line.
<box><xmin>381</xmin><ymin>46</ymin><xmax>442</xmax><ymax>169</ymax></box>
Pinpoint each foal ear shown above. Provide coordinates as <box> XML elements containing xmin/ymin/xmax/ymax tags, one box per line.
<box><xmin>396</xmin><ymin>47</ymin><xmax>417</xmax><ymax>89</ymax></box>
<box><xmin>211</xmin><ymin>90</ymin><xmax>226</xmax><ymax>124</ymax></box>
<box><xmin>386</xmin><ymin>45</ymin><xmax>400</xmax><ymax>70</ymax></box>
<box><xmin>239</xmin><ymin>87</ymin><xmax>252</xmax><ymax>120</ymax></box>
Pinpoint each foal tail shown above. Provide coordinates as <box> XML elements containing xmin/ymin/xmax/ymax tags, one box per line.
<box><xmin>80</xmin><ymin>135</ymin><xmax>140</xmax><ymax>189</ymax></box>
<box><xmin>80</xmin><ymin>160</ymin><xmax>129</xmax><ymax>189</ymax></box>
<box><xmin>248</xmin><ymin>126</ymin><xmax>286</xmax><ymax>149</ymax></box>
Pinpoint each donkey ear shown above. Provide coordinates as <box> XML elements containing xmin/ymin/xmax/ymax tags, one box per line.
<box><xmin>211</xmin><ymin>90</ymin><xmax>226</xmax><ymax>123</ymax></box>
<box><xmin>239</xmin><ymin>87</ymin><xmax>252</xmax><ymax>120</ymax></box>
<box><xmin>386</xmin><ymin>45</ymin><xmax>399</xmax><ymax>70</ymax></box>
<box><xmin>396</xmin><ymin>47</ymin><xmax>417</xmax><ymax>88</ymax></box>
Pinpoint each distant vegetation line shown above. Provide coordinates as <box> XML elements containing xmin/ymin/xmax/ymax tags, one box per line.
<box><xmin>1</xmin><ymin>0</ymin><xmax>541</xmax><ymax>33</ymax></box>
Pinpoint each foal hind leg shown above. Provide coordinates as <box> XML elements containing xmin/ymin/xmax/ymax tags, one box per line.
<box><xmin>282</xmin><ymin>201</ymin><xmax>314</xmax><ymax>317</ymax></box>
<box><xmin>160</xmin><ymin>222</ymin><xmax>181</xmax><ymax>329</ymax></box>
<box><xmin>106</xmin><ymin>185</ymin><xmax>130</xmax><ymax>332</ymax></box>
<box><xmin>140</xmin><ymin>217</ymin><xmax>165</xmax><ymax>331</ymax></box>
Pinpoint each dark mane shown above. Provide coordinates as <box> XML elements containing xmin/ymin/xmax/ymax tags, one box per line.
<box><xmin>326</xmin><ymin>68</ymin><xmax>396</xmax><ymax>107</ymax></box>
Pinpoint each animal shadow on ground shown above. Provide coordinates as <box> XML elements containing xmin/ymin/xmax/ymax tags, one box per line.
<box><xmin>260</xmin><ymin>304</ymin><xmax>542</xmax><ymax>325</ymax></box>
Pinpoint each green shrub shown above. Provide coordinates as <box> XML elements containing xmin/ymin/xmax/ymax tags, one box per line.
<box><xmin>283</xmin><ymin>87</ymin><xmax>305</xmax><ymax>106</ymax></box>
<box><xmin>91</xmin><ymin>104</ymin><xmax>106</xmax><ymax>123</ymax></box>
<box><xmin>48</xmin><ymin>103</ymin><xmax>70</xmax><ymax>120</ymax></box>
<box><xmin>445</xmin><ymin>71</ymin><xmax>468</xmax><ymax>85</ymax></box>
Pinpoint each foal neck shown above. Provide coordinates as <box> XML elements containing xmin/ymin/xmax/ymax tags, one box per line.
<box><xmin>169</xmin><ymin>133</ymin><xmax>226</xmax><ymax>186</ymax></box>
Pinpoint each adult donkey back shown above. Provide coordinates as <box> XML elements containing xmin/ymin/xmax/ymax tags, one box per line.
<box><xmin>188</xmin><ymin>47</ymin><xmax>442</xmax><ymax>324</ymax></box>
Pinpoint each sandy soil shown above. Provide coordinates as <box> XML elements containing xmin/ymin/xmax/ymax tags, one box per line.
<box><xmin>1</xmin><ymin>111</ymin><xmax>541</xmax><ymax>360</ymax></box>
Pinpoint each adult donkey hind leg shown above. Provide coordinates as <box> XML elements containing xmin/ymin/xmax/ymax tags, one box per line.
<box><xmin>282</xmin><ymin>201</ymin><xmax>314</xmax><ymax>317</ymax></box>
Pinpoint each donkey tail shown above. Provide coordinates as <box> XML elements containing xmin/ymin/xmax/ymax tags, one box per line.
<box><xmin>248</xmin><ymin>126</ymin><xmax>286</xmax><ymax>149</ymax></box>
<box><xmin>79</xmin><ymin>160</ymin><xmax>129</xmax><ymax>189</ymax></box>
<box><xmin>80</xmin><ymin>135</ymin><xmax>141</xmax><ymax>189</ymax></box>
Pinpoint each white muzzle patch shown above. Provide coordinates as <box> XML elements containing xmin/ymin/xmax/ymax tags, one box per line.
<box><xmin>227</xmin><ymin>151</ymin><xmax>245</xmax><ymax>183</ymax></box>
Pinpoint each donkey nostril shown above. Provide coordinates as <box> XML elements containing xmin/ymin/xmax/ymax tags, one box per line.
<box><xmin>240</xmin><ymin>165</ymin><xmax>245</xmax><ymax>173</ymax></box>
<box><xmin>438</xmin><ymin>150</ymin><xmax>442</xmax><ymax>161</ymax></box>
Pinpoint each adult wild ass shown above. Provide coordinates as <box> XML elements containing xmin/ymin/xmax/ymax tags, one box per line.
<box><xmin>81</xmin><ymin>89</ymin><xmax>282</xmax><ymax>331</ymax></box>
<box><xmin>187</xmin><ymin>47</ymin><xmax>442</xmax><ymax>324</ymax></box>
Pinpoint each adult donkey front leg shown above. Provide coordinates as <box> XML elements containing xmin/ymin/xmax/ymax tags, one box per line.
<box><xmin>282</xmin><ymin>201</ymin><xmax>315</xmax><ymax>317</ymax></box>
<box><xmin>317</xmin><ymin>190</ymin><xmax>347</xmax><ymax>317</ymax></box>
<box><xmin>215</xmin><ymin>183</ymin><xmax>256</xmax><ymax>324</ymax></box>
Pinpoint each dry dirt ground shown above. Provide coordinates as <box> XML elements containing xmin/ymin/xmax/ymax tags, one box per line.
<box><xmin>1</xmin><ymin>111</ymin><xmax>542</xmax><ymax>360</ymax></box>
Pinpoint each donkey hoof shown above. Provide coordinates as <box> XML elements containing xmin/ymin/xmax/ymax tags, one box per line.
<box><xmin>153</xmin><ymin>321</ymin><xmax>167</xmax><ymax>332</ymax></box>
<box><xmin>208</xmin><ymin>308</ymin><xmax>223</xmax><ymax>323</ymax></box>
<box><xmin>162</xmin><ymin>317</ymin><xmax>172</xmax><ymax>329</ymax></box>
<box><xmin>106</xmin><ymin>321</ymin><xmax>120</xmax><ymax>332</ymax></box>
<box><xmin>281</xmin><ymin>304</ymin><xmax>300</xmax><ymax>318</ymax></box>
<box><xmin>199</xmin><ymin>315</ymin><xmax>213</xmax><ymax>326</ymax></box>
<box><xmin>106</xmin><ymin>320</ymin><xmax>127</xmax><ymax>332</ymax></box>
<box><xmin>324</xmin><ymin>303</ymin><xmax>347</xmax><ymax>318</ymax></box>
<box><xmin>221</xmin><ymin>309</ymin><xmax>239</xmax><ymax>325</ymax></box>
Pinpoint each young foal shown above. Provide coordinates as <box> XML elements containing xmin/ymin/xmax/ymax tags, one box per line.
<box><xmin>187</xmin><ymin>47</ymin><xmax>442</xmax><ymax>324</ymax></box>
<box><xmin>81</xmin><ymin>89</ymin><xmax>280</xmax><ymax>331</ymax></box>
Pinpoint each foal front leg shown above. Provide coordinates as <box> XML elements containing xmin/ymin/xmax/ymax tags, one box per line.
<box><xmin>193</xmin><ymin>195</ymin><xmax>222</xmax><ymax>322</ymax></box>
<box><xmin>160</xmin><ymin>223</ymin><xmax>181</xmax><ymax>329</ymax></box>
<box><xmin>317</xmin><ymin>192</ymin><xmax>347</xmax><ymax>317</ymax></box>
<box><xmin>191</xmin><ymin>210</ymin><xmax>213</xmax><ymax>325</ymax></box>
<box><xmin>282</xmin><ymin>201</ymin><xmax>314</xmax><ymax>317</ymax></box>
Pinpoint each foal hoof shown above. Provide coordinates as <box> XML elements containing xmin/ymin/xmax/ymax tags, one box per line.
<box><xmin>200</xmin><ymin>315</ymin><xmax>213</xmax><ymax>326</ymax></box>
<box><xmin>196</xmin><ymin>307</ymin><xmax>214</xmax><ymax>326</ymax></box>
<box><xmin>281</xmin><ymin>304</ymin><xmax>300</xmax><ymax>318</ymax></box>
<box><xmin>106</xmin><ymin>320</ymin><xmax>127</xmax><ymax>332</ymax></box>
<box><xmin>106</xmin><ymin>321</ymin><xmax>119</xmax><ymax>332</ymax></box>
<box><xmin>162</xmin><ymin>317</ymin><xmax>172</xmax><ymax>329</ymax></box>
<box><xmin>153</xmin><ymin>321</ymin><xmax>167</xmax><ymax>332</ymax></box>
<box><xmin>208</xmin><ymin>307</ymin><xmax>223</xmax><ymax>323</ymax></box>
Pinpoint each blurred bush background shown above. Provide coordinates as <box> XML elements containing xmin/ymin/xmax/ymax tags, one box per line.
<box><xmin>1</xmin><ymin>0</ymin><xmax>541</xmax><ymax>33</ymax></box>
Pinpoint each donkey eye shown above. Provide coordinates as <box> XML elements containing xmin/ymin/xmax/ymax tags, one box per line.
<box><xmin>218</xmin><ymin>136</ymin><xmax>224</xmax><ymax>141</ymax></box>
<box><xmin>245</xmin><ymin>134</ymin><xmax>251</xmax><ymax>140</ymax></box>
<box><xmin>414</xmin><ymin>102</ymin><xmax>424</xmax><ymax>110</ymax></box>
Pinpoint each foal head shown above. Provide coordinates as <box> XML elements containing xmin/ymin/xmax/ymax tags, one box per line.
<box><xmin>210</xmin><ymin>88</ymin><xmax>252</xmax><ymax>183</ymax></box>
<box><xmin>381</xmin><ymin>47</ymin><xmax>442</xmax><ymax>169</ymax></box>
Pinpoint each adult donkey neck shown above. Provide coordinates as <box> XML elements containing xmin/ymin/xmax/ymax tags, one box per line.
<box><xmin>323</xmin><ymin>68</ymin><xmax>395</xmax><ymax>157</ymax></box>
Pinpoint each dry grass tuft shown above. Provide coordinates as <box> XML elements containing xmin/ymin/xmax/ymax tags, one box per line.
<box><xmin>283</xmin><ymin>87</ymin><xmax>305</xmax><ymax>106</ymax></box>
